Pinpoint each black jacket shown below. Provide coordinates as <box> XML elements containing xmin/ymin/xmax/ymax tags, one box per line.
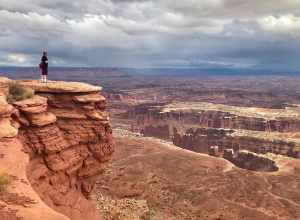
<box><xmin>40</xmin><ymin>55</ymin><xmax>48</xmax><ymax>75</ymax></box>
<box><xmin>41</xmin><ymin>55</ymin><xmax>48</xmax><ymax>69</ymax></box>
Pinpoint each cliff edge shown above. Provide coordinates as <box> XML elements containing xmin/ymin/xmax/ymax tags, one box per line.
<box><xmin>0</xmin><ymin>78</ymin><xmax>114</xmax><ymax>220</ymax></box>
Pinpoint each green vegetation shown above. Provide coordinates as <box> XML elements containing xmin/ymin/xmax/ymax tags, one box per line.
<box><xmin>7</xmin><ymin>82</ymin><xmax>34</xmax><ymax>103</ymax></box>
<box><xmin>0</xmin><ymin>172</ymin><xmax>10</xmax><ymax>191</ymax></box>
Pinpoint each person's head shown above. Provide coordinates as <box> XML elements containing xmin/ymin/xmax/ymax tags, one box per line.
<box><xmin>43</xmin><ymin>51</ymin><xmax>47</xmax><ymax>56</ymax></box>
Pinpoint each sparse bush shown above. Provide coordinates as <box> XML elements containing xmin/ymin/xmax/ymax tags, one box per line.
<box><xmin>7</xmin><ymin>82</ymin><xmax>34</xmax><ymax>103</ymax></box>
<box><xmin>0</xmin><ymin>172</ymin><xmax>10</xmax><ymax>191</ymax></box>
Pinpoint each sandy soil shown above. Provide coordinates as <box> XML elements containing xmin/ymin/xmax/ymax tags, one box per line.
<box><xmin>92</xmin><ymin>130</ymin><xmax>300</xmax><ymax>220</ymax></box>
<box><xmin>0</xmin><ymin>138</ymin><xmax>69</xmax><ymax>220</ymax></box>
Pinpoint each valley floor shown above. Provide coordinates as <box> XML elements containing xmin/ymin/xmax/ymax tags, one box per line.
<box><xmin>92</xmin><ymin>129</ymin><xmax>300</xmax><ymax>220</ymax></box>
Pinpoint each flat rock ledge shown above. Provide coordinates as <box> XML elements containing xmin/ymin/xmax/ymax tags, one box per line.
<box><xmin>13</xmin><ymin>95</ymin><xmax>48</xmax><ymax>114</ymax></box>
<box><xmin>18</xmin><ymin>80</ymin><xmax>102</xmax><ymax>93</ymax></box>
<box><xmin>73</xmin><ymin>93</ymin><xmax>106</xmax><ymax>103</ymax></box>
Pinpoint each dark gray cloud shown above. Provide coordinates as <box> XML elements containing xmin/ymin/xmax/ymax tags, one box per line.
<box><xmin>0</xmin><ymin>0</ymin><xmax>299</xmax><ymax>71</ymax></box>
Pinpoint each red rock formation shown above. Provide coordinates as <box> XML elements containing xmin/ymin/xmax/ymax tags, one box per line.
<box><xmin>130</xmin><ymin>106</ymin><xmax>300</xmax><ymax>133</ymax></box>
<box><xmin>173</xmin><ymin>128</ymin><xmax>300</xmax><ymax>158</ymax></box>
<box><xmin>224</xmin><ymin>150</ymin><xmax>279</xmax><ymax>172</ymax></box>
<box><xmin>125</xmin><ymin>104</ymin><xmax>300</xmax><ymax>159</ymax></box>
<box><xmin>1</xmin><ymin>80</ymin><xmax>114</xmax><ymax>220</ymax></box>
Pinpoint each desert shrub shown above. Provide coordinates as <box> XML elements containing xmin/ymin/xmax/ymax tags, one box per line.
<box><xmin>7</xmin><ymin>82</ymin><xmax>34</xmax><ymax>103</ymax></box>
<box><xmin>0</xmin><ymin>172</ymin><xmax>10</xmax><ymax>191</ymax></box>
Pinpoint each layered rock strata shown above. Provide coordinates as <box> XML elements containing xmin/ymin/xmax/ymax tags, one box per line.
<box><xmin>223</xmin><ymin>150</ymin><xmax>279</xmax><ymax>172</ymax></box>
<box><xmin>127</xmin><ymin>102</ymin><xmax>300</xmax><ymax>160</ymax></box>
<box><xmin>173</xmin><ymin>128</ymin><xmax>300</xmax><ymax>158</ymax></box>
<box><xmin>0</xmin><ymin>80</ymin><xmax>114</xmax><ymax>220</ymax></box>
<box><xmin>138</xmin><ymin>109</ymin><xmax>300</xmax><ymax>134</ymax></box>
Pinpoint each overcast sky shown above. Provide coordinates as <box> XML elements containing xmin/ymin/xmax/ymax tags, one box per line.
<box><xmin>0</xmin><ymin>0</ymin><xmax>300</xmax><ymax>70</ymax></box>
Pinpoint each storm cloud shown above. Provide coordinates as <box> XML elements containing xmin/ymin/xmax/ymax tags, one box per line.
<box><xmin>0</xmin><ymin>0</ymin><xmax>300</xmax><ymax>70</ymax></box>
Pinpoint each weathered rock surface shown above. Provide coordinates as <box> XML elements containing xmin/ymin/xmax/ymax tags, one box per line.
<box><xmin>0</xmin><ymin>77</ymin><xmax>11</xmax><ymax>95</ymax></box>
<box><xmin>0</xmin><ymin>138</ymin><xmax>70</xmax><ymax>220</ymax></box>
<box><xmin>0</xmin><ymin>118</ymin><xmax>18</xmax><ymax>138</ymax></box>
<box><xmin>73</xmin><ymin>93</ymin><xmax>106</xmax><ymax>103</ymax></box>
<box><xmin>0</xmin><ymin>96</ymin><xmax>14</xmax><ymax>117</ymax></box>
<box><xmin>126</xmin><ymin>102</ymin><xmax>300</xmax><ymax>159</ymax></box>
<box><xmin>0</xmin><ymin>95</ymin><xmax>18</xmax><ymax>138</ymax></box>
<box><xmin>223</xmin><ymin>150</ymin><xmax>279</xmax><ymax>172</ymax></box>
<box><xmin>17</xmin><ymin>80</ymin><xmax>114</xmax><ymax>220</ymax></box>
<box><xmin>0</xmin><ymin>79</ymin><xmax>114</xmax><ymax>220</ymax></box>
<box><xmin>173</xmin><ymin>128</ymin><xmax>300</xmax><ymax>158</ymax></box>
<box><xmin>14</xmin><ymin>95</ymin><xmax>48</xmax><ymax>114</ymax></box>
<box><xmin>19</xmin><ymin>80</ymin><xmax>102</xmax><ymax>93</ymax></box>
<box><xmin>27</xmin><ymin>112</ymin><xmax>57</xmax><ymax>127</ymax></box>
<box><xmin>130</xmin><ymin>102</ymin><xmax>300</xmax><ymax>134</ymax></box>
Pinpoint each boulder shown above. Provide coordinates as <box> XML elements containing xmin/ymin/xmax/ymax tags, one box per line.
<box><xmin>0</xmin><ymin>118</ymin><xmax>18</xmax><ymax>138</ymax></box>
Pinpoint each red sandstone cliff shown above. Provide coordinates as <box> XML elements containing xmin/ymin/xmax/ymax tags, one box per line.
<box><xmin>0</xmin><ymin>78</ymin><xmax>114</xmax><ymax>220</ymax></box>
<box><xmin>129</xmin><ymin>105</ymin><xmax>300</xmax><ymax>134</ymax></box>
<box><xmin>125</xmin><ymin>103</ymin><xmax>300</xmax><ymax>159</ymax></box>
<box><xmin>172</xmin><ymin>128</ymin><xmax>300</xmax><ymax>158</ymax></box>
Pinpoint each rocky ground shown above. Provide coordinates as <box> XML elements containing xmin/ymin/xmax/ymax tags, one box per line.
<box><xmin>92</xmin><ymin>129</ymin><xmax>300</xmax><ymax>220</ymax></box>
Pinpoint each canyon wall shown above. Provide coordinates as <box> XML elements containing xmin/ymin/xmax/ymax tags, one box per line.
<box><xmin>126</xmin><ymin>103</ymin><xmax>300</xmax><ymax>159</ymax></box>
<box><xmin>173</xmin><ymin>128</ymin><xmax>300</xmax><ymax>158</ymax></box>
<box><xmin>223</xmin><ymin>150</ymin><xmax>279</xmax><ymax>172</ymax></box>
<box><xmin>132</xmin><ymin>108</ymin><xmax>300</xmax><ymax>134</ymax></box>
<box><xmin>0</xmin><ymin>79</ymin><xmax>114</xmax><ymax>220</ymax></box>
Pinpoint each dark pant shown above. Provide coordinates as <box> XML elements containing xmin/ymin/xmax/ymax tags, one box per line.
<box><xmin>41</xmin><ymin>68</ymin><xmax>48</xmax><ymax>75</ymax></box>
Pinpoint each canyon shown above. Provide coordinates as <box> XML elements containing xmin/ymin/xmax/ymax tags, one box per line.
<box><xmin>1</xmin><ymin>70</ymin><xmax>300</xmax><ymax>219</ymax></box>
<box><xmin>94</xmin><ymin>72</ymin><xmax>300</xmax><ymax>219</ymax></box>
<box><xmin>122</xmin><ymin>102</ymin><xmax>300</xmax><ymax>164</ymax></box>
<box><xmin>94</xmin><ymin>130</ymin><xmax>300</xmax><ymax>220</ymax></box>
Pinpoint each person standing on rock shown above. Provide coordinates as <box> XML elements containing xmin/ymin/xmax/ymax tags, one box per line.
<box><xmin>39</xmin><ymin>51</ymin><xmax>48</xmax><ymax>83</ymax></box>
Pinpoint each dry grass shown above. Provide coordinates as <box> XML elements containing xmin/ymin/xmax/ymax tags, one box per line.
<box><xmin>7</xmin><ymin>82</ymin><xmax>34</xmax><ymax>103</ymax></box>
<box><xmin>0</xmin><ymin>172</ymin><xmax>10</xmax><ymax>191</ymax></box>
